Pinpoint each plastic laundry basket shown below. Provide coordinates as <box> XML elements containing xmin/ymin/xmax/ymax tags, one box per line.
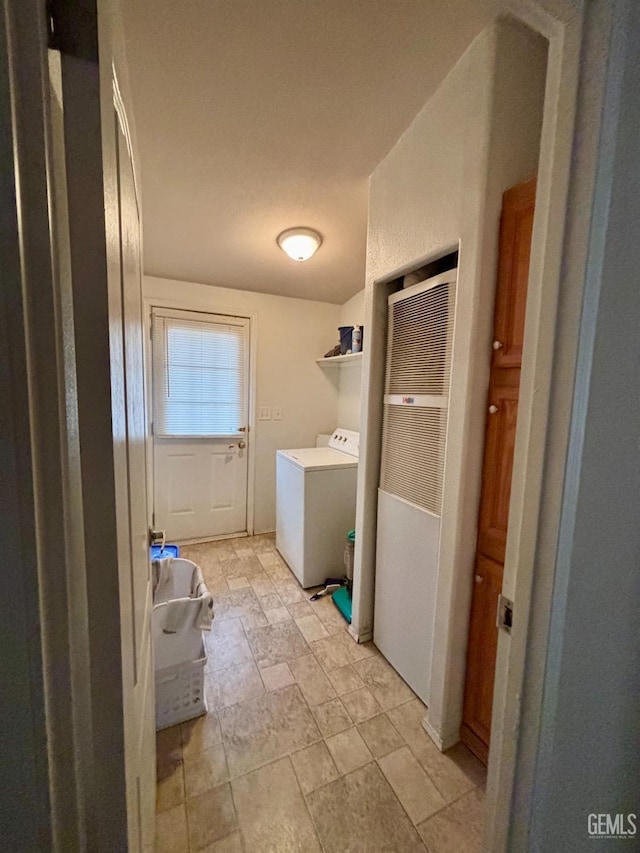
<box><xmin>153</xmin><ymin>557</ymin><xmax>212</xmax><ymax>729</ymax></box>
<box><xmin>155</xmin><ymin>646</ymin><xmax>207</xmax><ymax>730</ymax></box>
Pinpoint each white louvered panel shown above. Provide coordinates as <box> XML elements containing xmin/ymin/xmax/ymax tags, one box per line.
<box><xmin>380</xmin><ymin>406</ymin><xmax>448</xmax><ymax>515</ymax></box>
<box><xmin>385</xmin><ymin>281</ymin><xmax>455</xmax><ymax>397</ymax></box>
<box><xmin>380</xmin><ymin>272</ymin><xmax>456</xmax><ymax>516</ymax></box>
<box><xmin>152</xmin><ymin>308</ymin><xmax>249</xmax><ymax>438</ymax></box>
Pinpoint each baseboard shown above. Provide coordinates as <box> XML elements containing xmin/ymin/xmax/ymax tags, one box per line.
<box><xmin>348</xmin><ymin>624</ymin><xmax>373</xmax><ymax>644</ymax></box>
<box><xmin>460</xmin><ymin>722</ymin><xmax>489</xmax><ymax>765</ymax></box>
<box><xmin>177</xmin><ymin>532</ymin><xmax>248</xmax><ymax>546</ymax></box>
<box><xmin>422</xmin><ymin>714</ymin><xmax>460</xmax><ymax>753</ymax></box>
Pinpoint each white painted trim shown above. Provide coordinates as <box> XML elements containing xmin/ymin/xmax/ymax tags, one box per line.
<box><xmin>112</xmin><ymin>68</ymin><xmax>141</xmax><ymax>213</ymax></box>
<box><xmin>482</xmin><ymin>3</ymin><xmax>587</xmax><ymax>850</ymax></box>
<box><xmin>425</xmin><ymin>0</ymin><xmax>583</xmax><ymax>767</ymax></box>
<box><xmin>177</xmin><ymin>532</ymin><xmax>248</xmax><ymax>546</ymax></box>
<box><xmin>143</xmin><ymin>294</ymin><xmax>258</xmax><ymax>537</ymax></box>
<box><xmin>348</xmin><ymin>624</ymin><xmax>373</xmax><ymax>644</ymax></box>
<box><xmin>421</xmin><ymin>717</ymin><xmax>459</xmax><ymax>753</ymax></box>
<box><xmin>528</xmin><ymin>3</ymin><xmax>640</xmax><ymax>839</ymax></box>
<box><xmin>388</xmin><ymin>268</ymin><xmax>458</xmax><ymax>304</ymax></box>
<box><xmin>152</xmin><ymin>305</ymin><xmax>248</xmax><ymax>327</ymax></box>
<box><xmin>316</xmin><ymin>352</ymin><xmax>363</xmax><ymax>367</ymax></box>
<box><xmin>0</xmin><ymin>6</ymin><xmax>84</xmax><ymax>844</ymax></box>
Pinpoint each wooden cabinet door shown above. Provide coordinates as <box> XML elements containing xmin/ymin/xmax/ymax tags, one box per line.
<box><xmin>461</xmin><ymin>178</ymin><xmax>536</xmax><ymax>764</ymax></box>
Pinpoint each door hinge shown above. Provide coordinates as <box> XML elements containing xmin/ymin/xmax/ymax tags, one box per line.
<box><xmin>497</xmin><ymin>594</ymin><xmax>514</xmax><ymax>634</ymax></box>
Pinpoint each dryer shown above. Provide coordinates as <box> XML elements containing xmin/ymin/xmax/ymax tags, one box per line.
<box><xmin>276</xmin><ymin>429</ymin><xmax>359</xmax><ymax>588</ymax></box>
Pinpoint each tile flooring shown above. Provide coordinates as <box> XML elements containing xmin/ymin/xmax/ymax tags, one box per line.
<box><xmin>155</xmin><ymin>534</ymin><xmax>486</xmax><ymax>852</ymax></box>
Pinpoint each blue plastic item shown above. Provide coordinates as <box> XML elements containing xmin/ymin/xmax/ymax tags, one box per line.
<box><xmin>332</xmin><ymin>586</ymin><xmax>352</xmax><ymax>623</ymax></box>
<box><xmin>151</xmin><ymin>544</ymin><xmax>180</xmax><ymax>559</ymax></box>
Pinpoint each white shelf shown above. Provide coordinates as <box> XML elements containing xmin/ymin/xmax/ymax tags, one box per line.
<box><xmin>316</xmin><ymin>352</ymin><xmax>363</xmax><ymax>367</ymax></box>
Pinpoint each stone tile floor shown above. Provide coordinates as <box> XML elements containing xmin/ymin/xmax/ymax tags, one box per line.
<box><xmin>155</xmin><ymin>534</ymin><xmax>486</xmax><ymax>852</ymax></box>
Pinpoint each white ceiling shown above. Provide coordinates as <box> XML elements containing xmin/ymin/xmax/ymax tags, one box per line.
<box><xmin>123</xmin><ymin>1</ymin><xmax>496</xmax><ymax>304</ymax></box>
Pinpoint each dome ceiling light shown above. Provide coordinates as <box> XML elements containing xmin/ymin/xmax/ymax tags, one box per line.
<box><xmin>277</xmin><ymin>227</ymin><xmax>322</xmax><ymax>262</ymax></box>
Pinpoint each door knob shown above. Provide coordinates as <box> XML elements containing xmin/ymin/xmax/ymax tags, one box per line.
<box><xmin>488</xmin><ymin>404</ymin><xmax>499</xmax><ymax>414</ymax></box>
<box><xmin>238</xmin><ymin>440</ymin><xmax>246</xmax><ymax>449</ymax></box>
<box><xmin>492</xmin><ymin>340</ymin><xmax>503</xmax><ymax>350</ymax></box>
<box><xmin>475</xmin><ymin>574</ymin><xmax>484</xmax><ymax>583</ymax></box>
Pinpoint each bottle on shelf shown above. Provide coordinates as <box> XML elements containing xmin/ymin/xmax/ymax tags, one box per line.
<box><xmin>352</xmin><ymin>325</ymin><xmax>362</xmax><ymax>353</ymax></box>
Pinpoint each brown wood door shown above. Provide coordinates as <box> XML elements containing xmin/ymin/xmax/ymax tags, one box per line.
<box><xmin>461</xmin><ymin>178</ymin><xmax>536</xmax><ymax>764</ymax></box>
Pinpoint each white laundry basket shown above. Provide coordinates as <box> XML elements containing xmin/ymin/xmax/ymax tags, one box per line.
<box><xmin>153</xmin><ymin>557</ymin><xmax>213</xmax><ymax>730</ymax></box>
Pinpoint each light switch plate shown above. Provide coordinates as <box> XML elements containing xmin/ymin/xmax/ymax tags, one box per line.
<box><xmin>258</xmin><ymin>406</ymin><xmax>271</xmax><ymax>420</ymax></box>
<box><xmin>272</xmin><ymin>406</ymin><xmax>282</xmax><ymax>421</ymax></box>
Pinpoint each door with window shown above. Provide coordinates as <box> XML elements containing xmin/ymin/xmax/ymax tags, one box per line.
<box><xmin>152</xmin><ymin>308</ymin><xmax>250</xmax><ymax>540</ymax></box>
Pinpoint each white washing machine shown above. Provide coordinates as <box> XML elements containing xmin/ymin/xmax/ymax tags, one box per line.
<box><xmin>276</xmin><ymin>429</ymin><xmax>359</xmax><ymax>588</ymax></box>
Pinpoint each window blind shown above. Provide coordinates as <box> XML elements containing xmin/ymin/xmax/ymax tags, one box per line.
<box><xmin>152</xmin><ymin>309</ymin><xmax>248</xmax><ymax>437</ymax></box>
<box><xmin>379</xmin><ymin>274</ymin><xmax>456</xmax><ymax>516</ymax></box>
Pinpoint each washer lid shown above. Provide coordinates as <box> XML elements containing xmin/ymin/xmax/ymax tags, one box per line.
<box><xmin>277</xmin><ymin>447</ymin><xmax>358</xmax><ymax>472</ymax></box>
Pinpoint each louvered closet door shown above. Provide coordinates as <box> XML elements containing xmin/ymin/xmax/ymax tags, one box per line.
<box><xmin>152</xmin><ymin>308</ymin><xmax>250</xmax><ymax>541</ymax></box>
<box><xmin>374</xmin><ymin>272</ymin><xmax>457</xmax><ymax>704</ymax></box>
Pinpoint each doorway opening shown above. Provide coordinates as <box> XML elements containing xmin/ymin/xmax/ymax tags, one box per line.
<box><xmin>151</xmin><ymin>307</ymin><xmax>251</xmax><ymax>543</ymax></box>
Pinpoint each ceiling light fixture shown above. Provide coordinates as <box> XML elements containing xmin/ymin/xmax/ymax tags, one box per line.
<box><xmin>277</xmin><ymin>227</ymin><xmax>322</xmax><ymax>262</ymax></box>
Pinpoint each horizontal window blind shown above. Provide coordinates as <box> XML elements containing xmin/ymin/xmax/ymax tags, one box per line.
<box><xmin>380</xmin><ymin>275</ymin><xmax>456</xmax><ymax>516</ymax></box>
<box><xmin>152</xmin><ymin>309</ymin><xmax>248</xmax><ymax>437</ymax></box>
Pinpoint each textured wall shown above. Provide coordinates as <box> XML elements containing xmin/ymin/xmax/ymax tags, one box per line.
<box><xmin>144</xmin><ymin>276</ymin><xmax>341</xmax><ymax>532</ymax></box>
<box><xmin>354</xmin><ymin>18</ymin><xmax>547</xmax><ymax>743</ymax></box>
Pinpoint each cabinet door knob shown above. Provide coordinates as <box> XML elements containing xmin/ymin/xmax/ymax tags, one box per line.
<box><xmin>493</xmin><ymin>340</ymin><xmax>503</xmax><ymax>350</ymax></box>
<box><xmin>475</xmin><ymin>574</ymin><xmax>484</xmax><ymax>584</ymax></box>
<box><xmin>488</xmin><ymin>404</ymin><xmax>499</xmax><ymax>414</ymax></box>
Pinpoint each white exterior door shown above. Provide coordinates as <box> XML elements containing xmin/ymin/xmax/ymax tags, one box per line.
<box><xmin>152</xmin><ymin>309</ymin><xmax>250</xmax><ymax>540</ymax></box>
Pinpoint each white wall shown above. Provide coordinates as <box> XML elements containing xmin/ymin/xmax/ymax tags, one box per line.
<box><xmin>353</xmin><ymin>32</ymin><xmax>475</xmax><ymax>649</ymax></box>
<box><xmin>340</xmin><ymin>288</ymin><xmax>365</xmax><ymax>326</ymax></box>
<box><xmin>336</xmin><ymin>289</ymin><xmax>365</xmax><ymax>430</ymax></box>
<box><xmin>433</xmin><ymin>16</ymin><xmax>548</xmax><ymax>747</ymax></box>
<box><xmin>353</xmin><ymin>18</ymin><xmax>547</xmax><ymax>746</ymax></box>
<box><xmin>144</xmin><ymin>275</ymin><xmax>341</xmax><ymax>533</ymax></box>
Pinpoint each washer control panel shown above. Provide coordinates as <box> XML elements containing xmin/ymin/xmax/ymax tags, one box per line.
<box><xmin>328</xmin><ymin>429</ymin><xmax>360</xmax><ymax>458</ymax></box>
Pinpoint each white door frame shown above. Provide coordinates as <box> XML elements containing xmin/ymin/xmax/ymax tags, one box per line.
<box><xmin>494</xmin><ymin>2</ymin><xmax>640</xmax><ymax>848</ymax></box>
<box><xmin>0</xmin><ymin>3</ymin><xmax>87</xmax><ymax>846</ymax></box>
<box><xmin>0</xmin><ymin>0</ymin><xmax>148</xmax><ymax>847</ymax></box>
<box><xmin>144</xmin><ymin>295</ymin><xmax>258</xmax><ymax>538</ymax></box>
